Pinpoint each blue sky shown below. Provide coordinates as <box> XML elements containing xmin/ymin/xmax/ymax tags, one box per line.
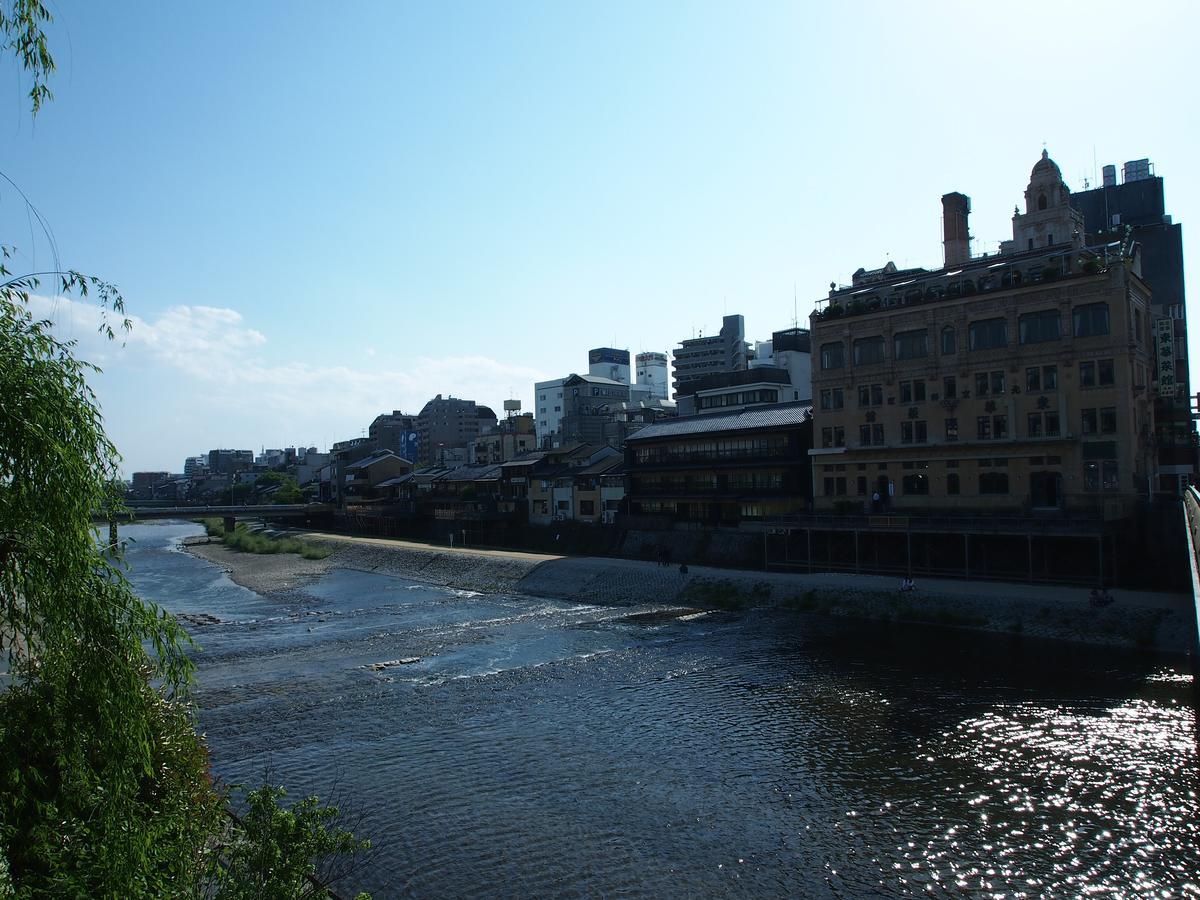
<box><xmin>3</xmin><ymin>1</ymin><xmax>1198</xmax><ymax>473</ymax></box>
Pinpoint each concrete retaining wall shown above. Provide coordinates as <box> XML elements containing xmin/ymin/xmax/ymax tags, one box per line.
<box><xmin>318</xmin><ymin>537</ymin><xmax>1191</xmax><ymax>655</ymax></box>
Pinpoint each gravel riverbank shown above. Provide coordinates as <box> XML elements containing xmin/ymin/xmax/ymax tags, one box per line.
<box><xmin>181</xmin><ymin>531</ymin><xmax>1194</xmax><ymax>654</ymax></box>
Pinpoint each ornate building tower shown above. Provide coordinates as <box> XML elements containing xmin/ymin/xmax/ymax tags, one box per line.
<box><xmin>1000</xmin><ymin>149</ymin><xmax>1085</xmax><ymax>255</ymax></box>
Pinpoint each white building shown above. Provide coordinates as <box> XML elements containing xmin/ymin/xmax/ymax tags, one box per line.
<box><xmin>635</xmin><ymin>351</ymin><xmax>669</xmax><ymax>400</ymax></box>
<box><xmin>534</xmin><ymin>376</ymin><xmax>567</xmax><ymax>447</ymax></box>
<box><xmin>588</xmin><ymin>347</ymin><xmax>630</xmax><ymax>384</ymax></box>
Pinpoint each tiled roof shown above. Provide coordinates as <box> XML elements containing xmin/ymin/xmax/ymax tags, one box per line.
<box><xmin>500</xmin><ymin>452</ymin><xmax>549</xmax><ymax>468</ymax></box>
<box><xmin>625</xmin><ymin>402</ymin><xmax>813</xmax><ymax>442</ymax></box>
<box><xmin>345</xmin><ymin>449</ymin><xmax>410</xmax><ymax>471</ymax></box>
<box><xmin>442</xmin><ymin>464</ymin><xmax>503</xmax><ymax>482</ymax></box>
<box><xmin>374</xmin><ymin>473</ymin><xmax>415</xmax><ymax>488</ymax></box>
<box><xmin>576</xmin><ymin>455</ymin><xmax>624</xmax><ymax>476</ymax></box>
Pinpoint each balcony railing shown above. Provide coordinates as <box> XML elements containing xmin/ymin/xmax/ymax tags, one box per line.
<box><xmin>813</xmin><ymin>257</ymin><xmax>1107</xmax><ymax>322</ymax></box>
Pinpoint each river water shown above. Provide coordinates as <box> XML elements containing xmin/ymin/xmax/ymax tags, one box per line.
<box><xmin>126</xmin><ymin>521</ymin><xmax>1199</xmax><ymax>898</ymax></box>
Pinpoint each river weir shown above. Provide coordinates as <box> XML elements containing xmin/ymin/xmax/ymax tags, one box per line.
<box><xmin>128</xmin><ymin>521</ymin><xmax>1198</xmax><ymax>898</ymax></box>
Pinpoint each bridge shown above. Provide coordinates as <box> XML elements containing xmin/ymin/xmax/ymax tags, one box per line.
<box><xmin>98</xmin><ymin>504</ymin><xmax>334</xmax><ymax>547</ymax></box>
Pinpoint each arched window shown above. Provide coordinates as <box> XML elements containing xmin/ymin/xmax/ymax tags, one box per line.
<box><xmin>941</xmin><ymin>326</ymin><xmax>956</xmax><ymax>355</ymax></box>
<box><xmin>1038</xmin><ymin>193</ymin><xmax>1048</xmax><ymax>211</ymax></box>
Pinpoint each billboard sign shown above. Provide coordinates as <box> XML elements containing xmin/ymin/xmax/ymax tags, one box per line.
<box><xmin>589</xmin><ymin>347</ymin><xmax>630</xmax><ymax>366</ymax></box>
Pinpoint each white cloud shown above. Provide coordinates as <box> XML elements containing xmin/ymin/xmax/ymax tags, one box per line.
<box><xmin>25</xmin><ymin>293</ymin><xmax>548</xmax><ymax>443</ymax></box>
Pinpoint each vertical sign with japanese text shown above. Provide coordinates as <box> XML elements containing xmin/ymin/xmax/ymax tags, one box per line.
<box><xmin>1157</xmin><ymin>318</ymin><xmax>1177</xmax><ymax>397</ymax></box>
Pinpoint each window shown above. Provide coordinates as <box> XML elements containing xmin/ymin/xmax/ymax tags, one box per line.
<box><xmin>1100</xmin><ymin>407</ymin><xmax>1117</xmax><ymax>434</ymax></box>
<box><xmin>1026</xmin><ymin>367</ymin><xmax>1041</xmax><ymax>391</ymax></box>
<box><xmin>860</xmin><ymin>423</ymin><xmax>885</xmax><ymax>446</ymax></box>
<box><xmin>1079</xmin><ymin>361</ymin><xmax>1095</xmax><ymax>388</ymax></box>
<box><xmin>854</xmin><ymin>336</ymin><xmax>885</xmax><ymax>366</ymax></box>
<box><xmin>1098</xmin><ymin>359</ymin><xmax>1115</xmax><ymax>386</ymax></box>
<box><xmin>821</xmin><ymin>342</ymin><xmax>845</xmax><ymax>370</ymax></box>
<box><xmin>978</xmin><ymin>415</ymin><xmax>1006</xmax><ymax>440</ymax></box>
<box><xmin>901</xmin><ymin>421</ymin><xmax>927</xmax><ymax>444</ymax></box>
<box><xmin>1084</xmin><ymin>460</ymin><xmax>1119</xmax><ymax>492</ymax></box>
<box><xmin>856</xmin><ymin>476</ymin><xmax>867</xmax><ymax>496</ymax></box>
<box><xmin>943</xmin><ymin>376</ymin><xmax>957</xmax><ymax>399</ymax></box>
<box><xmin>1028</xmin><ymin>413</ymin><xmax>1042</xmax><ymax>437</ymax></box>
<box><xmin>1019</xmin><ymin>309</ymin><xmax>1062</xmax><ymax>344</ymax></box>
<box><xmin>975</xmin><ymin>371</ymin><xmax>1003</xmax><ymax>396</ymax></box>
<box><xmin>979</xmin><ymin>472</ymin><xmax>1010</xmax><ymax>494</ymax></box>
<box><xmin>858</xmin><ymin>384</ymin><xmax>884</xmax><ymax>407</ymax></box>
<box><xmin>820</xmin><ymin>388</ymin><xmax>844</xmax><ymax>410</ymax></box>
<box><xmin>1045</xmin><ymin>412</ymin><xmax>1060</xmax><ymax>436</ymax></box>
<box><xmin>947</xmin><ymin>473</ymin><xmax>960</xmax><ymax>495</ymax></box>
<box><xmin>1043</xmin><ymin>365</ymin><xmax>1058</xmax><ymax>390</ymax></box>
<box><xmin>941</xmin><ymin>326</ymin><xmax>957</xmax><ymax>355</ymax></box>
<box><xmin>894</xmin><ymin>330</ymin><xmax>928</xmax><ymax>360</ymax></box>
<box><xmin>900</xmin><ymin>380</ymin><xmax>926</xmax><ymax>403</ymax></box>
<box><xmin>580</xmin><ymin>500</ymin><xmax>595</xmax><ymax>516</ymax></box>
<box><xmin>1073</xmin><ymin>302</ymin><xmax>1110</xmax><ymax>337</ymax></box>
<box><xmin>1081</xmin><ymin>408</ymin><xmax>1098</xmax><ymax>434</ymax></box>
<box><xmin>821</xmin><ymin>426</ymin><xmax>846</xmax><ymax>448</ymax></box>
<box><xmin>824</xmin><ymin>477</ymin><xmax>848</xmax><ymax>497</ymax></box>
<box><xmin>902</xmin><ymin>473</ymin><xmax>929</xmax><ymax>495</ymax></box>
<box><xmin>969</xmin><ymin>317</ymin><xmax>1008</xmax><ymax>350</ymax></box>
<box><xmin>945</xmin><ymin>418</ymin><xmax>959</xmax><ymax>441</ymax></box>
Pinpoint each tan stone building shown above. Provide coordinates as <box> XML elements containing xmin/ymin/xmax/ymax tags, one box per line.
<box><xmin>810</xmin><ymin>153</ymin><xmax>1158</xmax><ymax>520</ymax></box>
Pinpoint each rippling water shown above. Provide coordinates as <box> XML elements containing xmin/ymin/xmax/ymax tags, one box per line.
<box><xmin>127</xmin><ymin>521</ymin><xmax>1199</xmax><ymax>898</ymax></box>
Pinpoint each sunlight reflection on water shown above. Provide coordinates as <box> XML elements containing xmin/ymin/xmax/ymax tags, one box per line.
<box><xmin>127</xmin><ymin>521</ymin><xmax>1200</xmax><ymax>898</ymax></box>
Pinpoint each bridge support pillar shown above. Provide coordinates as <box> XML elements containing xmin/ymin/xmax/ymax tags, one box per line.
<box><xmin>223</xmin><ymin>515</ymin><xmax>237</xmax><ymax>536</ymax></box>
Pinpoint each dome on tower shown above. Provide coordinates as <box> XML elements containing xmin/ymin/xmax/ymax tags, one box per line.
<box><xmin>1031</xmin><ymin>148</ymin><xmax>1062</xmax><ymax>180</ymax></box>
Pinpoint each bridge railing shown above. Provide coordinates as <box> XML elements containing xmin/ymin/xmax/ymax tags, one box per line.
<box><xmin>1181</xmin><ymin>488</ymin><xmax>1200</xmax><ymax>675</ymax></box>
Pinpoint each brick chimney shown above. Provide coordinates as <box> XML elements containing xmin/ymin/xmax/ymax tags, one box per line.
<box><xmin>942</xmin><ymin>192</ymin><xmax>971</xmax><ymax>266</ymax></box>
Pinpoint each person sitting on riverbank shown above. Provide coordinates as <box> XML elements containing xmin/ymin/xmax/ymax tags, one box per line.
<box><xmin>899</xmin><ymin>576</ymin><xmax>915</xmax><ymax>593</ymax></box>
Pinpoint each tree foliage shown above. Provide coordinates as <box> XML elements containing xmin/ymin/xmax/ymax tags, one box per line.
<box><xmin>214</xmin><ymin>785</ymin><xmax>370</xmax><ymax>900</ymax></box>
<box><xmin>0</xmin><ymin>0</ymin><xmax>54</xmax><ymax>115</ymax></box>
<box><xmin>0</xmin><ymin>252</ymin><xmax>224</xmax><ymax>894</ymax></box>
<box><xmin>1</xmin><ymin>7</ymin><xmax>369</xmax><ymax>896</ymax></box>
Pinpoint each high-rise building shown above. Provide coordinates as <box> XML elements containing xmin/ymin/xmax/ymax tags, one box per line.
<box><xmin>534</xmin><ymin>376</ymin><xmax>568</xmax><ymax>447</ymax></box>
<box><xmin>206</xmin><ymin>449</ymin><xmax>253</xmax><ymax>475</ymax></box>
<box><xmin>369</xmin><ymin>410</ymin><xmax>419</xmax><ymax>462</ymax></box>
<box><xmin>1070</xmin><ymin>157</ymin><xmax>1193</xmax><ymax>491</ymax></box>
<box><xmin>672</xmin><ymin>314</ymin><xmax>748</xmax><ymax>398</ymax></box>
<box><xmin>415</xmin><ymin>396</ymin><xmax>497</xmax><ymax>465</ymax></box>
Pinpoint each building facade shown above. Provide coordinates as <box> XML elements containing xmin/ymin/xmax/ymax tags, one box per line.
<box><xmin>635</xmin><ymin>351</ymin><xmax>670</xmax><ymax>400</ymax></box>
<box><xmin>369</xmin><ymin>411</ymin><xmax>419</xmax><ymax>461</ymax></box>
<box><xmin>671</xmin><ymin>314</ymin><xmax>748</xmax><ymax>398</ymax></box>
<box><xmin>588</xmin><ymin>347</ymin><xmax>631</xmax><ymax>384</ymax></box>
<box><xmin>625</xmin><ymin>404</ymin><xmax>814</xmax><ymax>525</ymax></box>
<box><xmin>1070</xmin><ymin>157</ymin><xmax>1193</xmax><ymax>492</ymax></box>
<box><xmin>809</xmin><ymin>153</ymin><xmax>1157</xmax><ymax>519</ymax></box>
<box><xmin>534</xmin><ymin>376</ymin><xmax>567</xmax><ymax>447</ymax></box>
<box><xmin>416</xmin><ymin>395</ymin><xmax>497</xmax><ymax>465</ymax></box>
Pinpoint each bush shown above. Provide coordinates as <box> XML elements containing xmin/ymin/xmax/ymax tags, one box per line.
<box><xmin>214</xmin><ymin>784</ymin><xmax>371</xmax><ymax>900</ymax></box>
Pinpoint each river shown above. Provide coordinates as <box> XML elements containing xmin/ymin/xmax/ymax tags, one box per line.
<box><xmin>126</xmin><ymin>521</ymin><xmax>1198</xmax><ymax>898</ymax></box>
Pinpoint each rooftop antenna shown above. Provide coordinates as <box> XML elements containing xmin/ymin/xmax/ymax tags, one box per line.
<box><xmin>793</xmin><ymin>284</ymin><xmax>798</xmax><ymax>329</ymax></box>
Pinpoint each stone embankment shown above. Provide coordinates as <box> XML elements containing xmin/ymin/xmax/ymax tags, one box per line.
<box><xmin>188</xmin><ymin>532</ymin><xmax>1193</xmax><ymax>655</ymax></box>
